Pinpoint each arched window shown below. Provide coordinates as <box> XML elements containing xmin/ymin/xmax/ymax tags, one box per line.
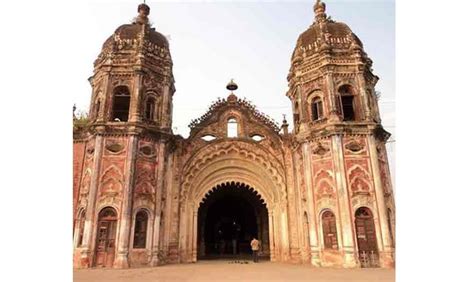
<box><xmin>338</xmin><ymin>85</ymin><xmax>356</xmax><ymax>121</ymax></box>
<box><xmin>145</xmin><ymin>97</ymin><xmax>156</xmax><ymax>121</ymax></box>
<box><xmin>227</xmin><ymin>118</ymin><xmax>238</xmax><ymax>138</ymax></box>
<box><xmin>311</xmin><ymin>97</ymin><xmax>324</xmax><ymax>121</ymax></box>
<box><xmin>112</xmin><ymin>86</ymin><xmax>130</xmax><ymax>122</ymax></box>
<box><xmin>133</xmin><ymin>210</ymin><xmax>148</xmax><ymax>249</ymax></box>
<box><xmin>76</xmin><ymin>209</ymin><xmax>86</xmax><ymax>247</ymax></box>
<box><xmin>321</xmin><ymin>210</ymin><xmax>338</xmax><ymax>250</ymax></box>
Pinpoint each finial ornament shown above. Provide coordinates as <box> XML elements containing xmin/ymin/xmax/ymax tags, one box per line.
<box><xmin>226</xmin><ymin>79</ymin><xmax>238</xmax><ymax>102</ymax></box>
<box><xmin>136</xmin><ymin>2</ymin><xmax>150</xmax><ymax>24</ymax></box>
<box><xmin>226</xmin><ymin>79</ymin><xmax>238</xmax><ymax>92</ymax></box>
<box><xmin>314</xmin><ymin>0</ymin><xmax>327</xmax><ymax>22</ymax></box>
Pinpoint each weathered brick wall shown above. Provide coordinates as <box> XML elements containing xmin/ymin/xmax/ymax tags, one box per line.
<box><xmin>73</xmin><ymin>141</ymin><xmax>86</xmax><ymax>222</ymax></box>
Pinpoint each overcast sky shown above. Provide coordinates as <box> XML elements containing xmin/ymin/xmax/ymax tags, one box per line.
<box><xmin>75</xmin><ymin>0</ymin><xmax>395</xmax><ymax>184</ymax></box>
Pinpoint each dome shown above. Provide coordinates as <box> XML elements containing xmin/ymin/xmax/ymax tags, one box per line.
<box><xmin>96</xmin><ymin>3</ymin><xmax>169</xmax><ymax>66</ymax></box>
<box><xmin>102</xmin><ymin>23</ymin><xmax>169</xmax><ymax>50</ymax></box>
<box><xmin>291</xmin><ymin>1</ymin><xmax>363</xmax><ymax>60</ymax></box>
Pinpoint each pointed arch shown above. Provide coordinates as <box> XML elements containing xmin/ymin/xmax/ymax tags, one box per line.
<box><xmin>99</xmin><ymin>165</ymin><xmax>124</xmax><ymax>197</ymax></box>
<box><xmin>347</xmin><ymin>165</ymin><xmax>372</xmax><ymax>193</ymax></box>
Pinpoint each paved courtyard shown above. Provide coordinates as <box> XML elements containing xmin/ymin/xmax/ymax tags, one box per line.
<box><xmin>74</xmin><ymin>260</ymin><xmax>395</xmax><ymax>282</ymax></box>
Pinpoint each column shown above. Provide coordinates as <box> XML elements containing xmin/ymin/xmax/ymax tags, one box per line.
<box><xmin>367</xmin><ymin>136</ymin><xmax>394</xmax><ymax>268</ymax></box>
<box><xmin>161</xmin><ymin>82</ymin><xmax>171</xmax><ymax>128</ymax></box>
<box><xmin>177</xmin><ymin>202</ymin><xmax>188</xmax><ymax>263</ymax></box>
<box><xmin>268</xmin><ymin>209</ymin><xmax>276</xmax><ymax>261</ymax></box>
<box><xmin>356</xmin><ymin>72</ymin><xmax>371</xmax><ymax>121</ymax></box>
<box><xmin>332</xmin><ymin>135</ymin><xmax>358</xmax><ymax>267</ymax></box>
<box><xmin>325</xmin><ymin>72</ymin><xmax>340</xmax><ymax>121</ymax></box>
<box><xmin>280</xmin><ymin>206</ymin><xmax>291</xmax><ymax>262</ymax></box>
<box><xmin>150</xmin><ymin>142</ymin><xmax>166</xmax><ymax>266</ymax></box>
<box><xmin>192</xmin><ymin>209</ymin><xmax>198</xmax><ymax>262</ymax></box>
<box><xmin>80</xmin><ymin>135</ymin><xmax>104</xmax><ymax>268</ymax></box>
<box><xmin>301</xmin><ymin>143</ymin><xmax>321</xmax><ymax>266</ymax></box>
<box><xmin>130</xmin><ymin>69</ymin><xmax>144</xmax><ymax>123</ymax></box>
<box><xmin>113</xmin><ymin>135</ymin><xmax>138</xmax><ymax>268</ymax></box>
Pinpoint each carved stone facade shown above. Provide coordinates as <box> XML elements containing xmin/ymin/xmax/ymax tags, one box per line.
<box><xmin>73</xmin><ymin>2</ymin><xmax>395</xmax><ymax>270</ymax></box>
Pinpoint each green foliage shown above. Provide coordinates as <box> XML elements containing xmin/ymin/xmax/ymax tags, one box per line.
<box><xmin>73</xmin><ymin>110</ymin><xmax>89</xmax><ymax>132</ymax></box>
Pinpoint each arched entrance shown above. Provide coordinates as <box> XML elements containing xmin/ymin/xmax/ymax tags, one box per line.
<box><xmin>94</xmin><ymin>207</ymin><xmax>118</xmax><ymax>267</ymax></box>
<box><xmin>355</xmin><ymin>207</ymin><xmax>379</xmax><ymax>268</ymax></box>
<box><xmin>179</xmin><ymin>140</ymin><xmax>290</xmax><ymax>263</ymax></box>
<box><xmin>197</xmin><ymin>182</ymin><xmax>270</xmax><ymax>260</ymax></box>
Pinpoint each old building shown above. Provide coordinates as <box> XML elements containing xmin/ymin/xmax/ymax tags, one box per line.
<box><xmin>73</xmin><ymin>1</ymin><xmax>395</xmax><ymax>269</ymax></box>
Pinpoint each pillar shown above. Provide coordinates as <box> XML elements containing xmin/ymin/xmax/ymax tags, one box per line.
<box><xmin>130</xmin><ymin>69</ymin><xmax>144</xmax><ymax>123</ymax></box>
<box><xmin>192</xmin><ymin>209</ymin><xmax>198</xmax><ymax>262</ymax></box>
<box><xmin>280</xmin><ymin>206</ymin><xmax>291</xmax><ymax>262</ymax></box>
<box><xmin>367</xmin><ymin>136</ymin><xmax>395</xmax><ymax>268</ymax></box>
<box><xmin>268</xmin><ymin>209</ymin><xmax>276</xmax><ymax>261</ymax></box>
<box><xmin>301</xmin><ymin>143</ymin><xmax>321</xmax><ymax>266</ymax></box>
<box><xmin>113</xmin><ymin>135</ymin><xmax>138</xmax><ymax>268</ymax></box>
<box><xmin>150</xmin><ymin>142</ymin><xmax>166</xmax><ymax>266</ymax></box>
<box><xmin>355</xmin><ymin>72</ymin><xmax>372</xmax><ymax>121</ymax></box>
<box><xmin>332</xmin><ymin>135</ymin><xmax>358</xmax><ymax>267</ymax></box>
<box><xmin>325</xmin><ymin>71</ymin><xmax>340</xmax><ymax>121</ymax></box>
<box><xmin>80</xmin><ymin>135</ymin><xmax>104</xmax><ymax>268</ymax></box>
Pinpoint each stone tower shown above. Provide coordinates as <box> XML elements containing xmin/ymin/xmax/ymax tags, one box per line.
<box><xmin>73</xmin><ymin>3</ymin><xmax>175</xmax><ymax>268</ymax></box>
<box><xmin>89</xmin><ymin>3</ymin><xmax>174</xmax><ymax>128</ymax></box>
<box><xmin>287</xmin><ymin>1</ymin><xmax>395</xmax><ymax>267</ymax></box>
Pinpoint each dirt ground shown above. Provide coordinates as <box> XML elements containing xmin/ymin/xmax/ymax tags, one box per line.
<box><xmin>74</xmin><ymin>260</ymin><xmax>395</xmax><ymax>282</ymax></box>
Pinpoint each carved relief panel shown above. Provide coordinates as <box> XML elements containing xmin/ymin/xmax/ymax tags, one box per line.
<box><xmin>134</xmin><ymin>140</ymin><xmax>159</xmax><ymax>208</ymax></box>
<box><xmin>97</xmin><ymin>137</ymin><xmax>129</xmax><ymax>208</ymax></box>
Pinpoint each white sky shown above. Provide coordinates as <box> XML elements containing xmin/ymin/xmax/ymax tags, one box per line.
<box><xmin>74</xmin><ymin>0</ymin><xmax>395</xmax><ymax>184</ymax></box>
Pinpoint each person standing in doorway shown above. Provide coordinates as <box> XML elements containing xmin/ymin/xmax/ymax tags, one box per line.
<box><xmin>250</xmin><ymin>237</ymin><xmax>260</xmax><ymax>263</ymax></box>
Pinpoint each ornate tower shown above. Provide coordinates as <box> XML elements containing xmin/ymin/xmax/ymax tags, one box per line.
<box><xmin>89</xmin><ymin>3</ymin><xmax>175</xmax><ymax>130</ymax></box>
<box><xmin>288</xmin><ymin>1</ymin><xmax>395</xmax><ymax>268</ymax></box>
<box><xmin>73</xmin><ymin>3</ymin><xmax>175</xmax><ymax>269</ymax></box>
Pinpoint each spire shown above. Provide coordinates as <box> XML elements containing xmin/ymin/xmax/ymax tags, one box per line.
<box><xmin>226</xmin><ymin>79</ymin><xmax>238</xmax><ymax>103</ymax></box>
<box><xmin>135</xmin><ymin>2</ymin><xmax>150</xmax><ymax>25</ymax></box>
<box><xmin>314</xmin><ymin>0</ymin><xmax>327</xmax><ymax>23</ymax></box>
<box><xmin>281</xmin><ymin>114</ymin><xmax>289</xmax><ymax>135</ymax></box>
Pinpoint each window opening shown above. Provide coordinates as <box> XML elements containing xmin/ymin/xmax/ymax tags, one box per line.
<box><xmin>145</xmin><ymin>97</ymin><xmax>155</xmax><ymax>121</ymax></box>
<box><xmin>133</xmin><ymin>210</ymin><xmax>148</xmax><ymax>248</ymax></box>
<box><xmin>227</xmin><ymin>118</ymin><xmax>238</xmax><ymax>138</ymax></box>
<box><xmin>311</xmin><ymin>97</ymin><xmax>324</xmax><ymax>121</ymax></box>
<box><xmin>112</xmin><ymin>86</ymin><xmax>130</xmax><ymax>122</ymax></box>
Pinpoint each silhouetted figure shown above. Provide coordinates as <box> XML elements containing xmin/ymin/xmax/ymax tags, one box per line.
<box><xmin>250</xmin><ymin>237</ymin><xmax>260</xmax><ymax>263</ymax></box>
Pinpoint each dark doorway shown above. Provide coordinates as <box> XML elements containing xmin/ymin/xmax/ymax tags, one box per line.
<box><xmin>355</xmin><ymin>207</ymin><xmax>379</xmax><ymax>268</ymax></box>
<box><xmin>94</xmin><ymin>207</ymin><xmax>118</xmax><ymax>267</ymax></box>
<box><xmin>198</xmin><ymin>182</ymin><xmax>269</xmax><ymax>260</ymax></box>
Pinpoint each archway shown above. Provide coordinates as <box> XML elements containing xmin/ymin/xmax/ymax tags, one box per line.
<box><xmin>355</xmin><ymin>207</ymin><xmax>379</xmax><ymax>268</ymax></box>
<box><xmin>179</xmin><ymin>140</ymin><xmax>290</xmax><ymax>263</ymax></box>
<box><xmin>94</xmin><ymin>207</ymin><xmax>118</xmax><ymax>267</ymax></box>
<box><xmin>197</xmin><ymin>182</ymin><xmax>269</xmax><ymax>260</ymax></box>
